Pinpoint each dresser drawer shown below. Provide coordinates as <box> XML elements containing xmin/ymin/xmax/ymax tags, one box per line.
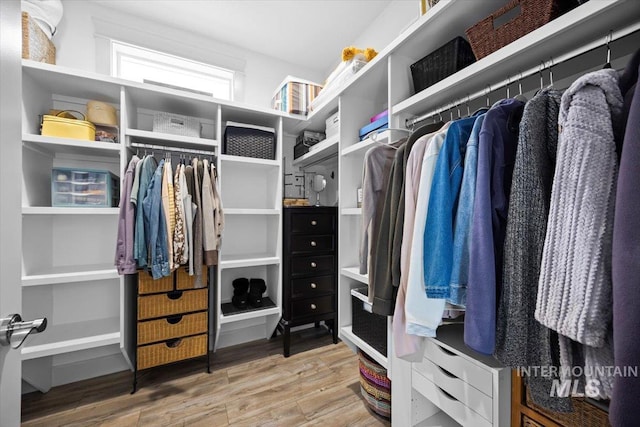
<box><xmin>137</xmin><ymin>311</ymin><xmax>208</xmax><ymax>345</ymax></box>
<box><xmin>424</xmin><ymin>339</ymin><xmax>493</xmax><ymax>397</ymax></box>
<box><xmin>138</xmin><ymin>288</ymin><xmax>208</xmax><ymax>320</ymax></box>
<box><xmin>176</xmin><ymin>265</ymin><xmax>208</xmax><ymax>290</ymax></box>
<box><xmin>414</xmin><ymin>357</ymin><xmax>492</xmax><ymax>422</ymax></box>
<box><xmin>292</xmin><ymin>295</ymin><xmax>334</xmax><ymax>318</ymax></box>
<box><xmin>290</xmin><ymin>234</ymin><xmax>335</xmax><ymax>254</ymax></box>
<box><xmin>291</xmin><ymin>255</ymin><xmax>334</xmax><ymax>276</ymax></box>
<box><xmin>137</xmin><ymin>334</ymin><xmax>207</xmax><ymax>370</ymax></box>
<box><xmin>291</xmin><ymin>275</ymin><xmax>334</xmax><ymax>299</ymax></box>
<box><xmin>291</xmin><ymin>213</ymin><xmax>335</xmax><ymax>234</ymax></box>
<box><xmin>413</xmin><ymin>370</ymin><xmax>492</xmax><ymax>427</ymax></box>
<box><xmin>138</xmin><ymin>272</ymin><xmax>173</xmax><ymax>295</ymax></box>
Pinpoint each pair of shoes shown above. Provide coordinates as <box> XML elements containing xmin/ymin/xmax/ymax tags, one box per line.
<box><xmin>231</xmin><ymin>278</ymin><xmax>267</xmax><ymax>309</ymax></box>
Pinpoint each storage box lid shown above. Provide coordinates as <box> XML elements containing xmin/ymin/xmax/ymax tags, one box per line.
<box><xmin>225</xmin><ymin>121</ymin><xmax>274</xmax><ymax>134</ymax></box>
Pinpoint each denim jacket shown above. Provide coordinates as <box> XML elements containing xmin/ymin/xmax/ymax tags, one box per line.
<box><xmin>423</xmin><ymin>115</ymin><xmax>478</xmax><ymax>299</ymax></box>
<box><xmin>142</xmin><ymin>159</ymin><xmax>170</xmax><ymax>279</ymax></box>
<box><xmin>133</xmin><ymin>155</ymin><xmax>158</xmax><ymax>268</ymax></box>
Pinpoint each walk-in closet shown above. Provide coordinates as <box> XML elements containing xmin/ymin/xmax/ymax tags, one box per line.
<box><xmin>1</xmin><ymin>0</ymin><xmax>639</xmax><ymax>426</ymax></box>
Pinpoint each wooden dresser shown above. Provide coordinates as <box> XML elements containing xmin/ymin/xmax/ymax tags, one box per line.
<box><xmin>279</xmin><ymin>206</ymin><xmax>338</xmax><ymax>357</ymax></box>
<box><xmin>132</xmin><ymin>265</ymin><xmax>210</xmax><ymax>392</ymax></box>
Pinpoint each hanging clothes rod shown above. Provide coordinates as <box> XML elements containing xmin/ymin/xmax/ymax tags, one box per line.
<box><xmin>130</xmin><ymin>142</ymin><xmax>217</xmax><ymax>156</ymax></box>
<box><xmin>406</xmin><ymin>23</ymin><xmax>640</xmax><ymax>129</ymax></box>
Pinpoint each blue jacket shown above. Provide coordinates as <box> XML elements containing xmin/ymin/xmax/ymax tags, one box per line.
<box><xmin>423</xmin><ymin>115</ymin><xmax>477</xmax><ymax>299</ymax></box>
<box><xmin>449</xmin><ymin>114</ymin><xmax>486</xmax><ymax>305</ymax></box>
<box><xmin>464</xmin><ymin>98</ymin><xmax>524</xmax><ymax>355</ymax></box>
<box><xmin>133</xmin><ymin>155</ymin><xmax>158</xmax><ymax>268</ymax></box>
<box><xmin>142</xmin><ymin>159</ymin><xmax>170</xmax><ymax>279</ymax></box>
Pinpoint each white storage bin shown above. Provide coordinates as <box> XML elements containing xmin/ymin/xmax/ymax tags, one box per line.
<box><xmin>153</xmin><ymin>112</ymin><xmax>201</xmax><ymax>138</ymax></box>
<box><xmin>325</xmin><ymin>111</ymin><xmax>339</xmax><ymax>138</ymax></box>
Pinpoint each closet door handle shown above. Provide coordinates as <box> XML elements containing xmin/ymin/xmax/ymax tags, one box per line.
<box><xmin>311</xmin><ymin>262</ymin><xmax>317</xmax><ymax>268</ymax></box>
<box><xmin>310</xmin><ymin>283</ymin><xmax>317</xmax><ymax>289</ymax></box>
<box><xmin>311</xmin><ymin>220</ymin><xmax>317</xmax><ymax>226</ymax></box>
<box><xmin>310</xmin><ymin>241</ymin><xmax>317</xmax><ymax>247</ymax></box>
<box><xmin>310</xmin><ymin>304</ymin><xmax>317</xmax><ymax>310</ymax></box>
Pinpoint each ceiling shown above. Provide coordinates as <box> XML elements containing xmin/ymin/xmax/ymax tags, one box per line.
<box><xmin>87</xmin><ymin>0</ymin><xmax>393</xmax><ymax>72</ymax></box>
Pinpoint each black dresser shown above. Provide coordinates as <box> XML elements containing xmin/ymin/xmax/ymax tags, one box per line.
<box><xmin>279</xmin><ymin>206</ymin><xmax>338</xmax><ymax>356</ymax></box>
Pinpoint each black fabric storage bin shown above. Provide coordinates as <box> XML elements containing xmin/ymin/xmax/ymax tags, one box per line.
<box><xmin>410</xmin><ymin>36</ymin><xmax>476</xmax><ymax>94</ymax></box>
<box><xmin>351</xmin><ymin>288</ymin><xmax>387</xmax><ymax>355</ymax></box>
<box><xmin>223</xmin><ymin>124</ymin><xmax>276</xmax><ymax>160</ymax></box>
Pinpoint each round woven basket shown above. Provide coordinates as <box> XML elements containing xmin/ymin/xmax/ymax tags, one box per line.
<box><xmin>358</xmin><ymin>350</ymin><xmax>391</xmax><ymax>419</ymax></box>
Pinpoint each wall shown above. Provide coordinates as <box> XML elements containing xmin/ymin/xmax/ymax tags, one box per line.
<box><xmin>54</xmin><ymin>0</ymin><xmax>324</xmax><ymax>108</ymax></box>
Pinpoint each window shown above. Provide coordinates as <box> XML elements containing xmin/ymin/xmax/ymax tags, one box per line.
<box><xmin>111</xmin><ymin>40</ymin><xmax>234</xmax><ymax>100</ymax></box>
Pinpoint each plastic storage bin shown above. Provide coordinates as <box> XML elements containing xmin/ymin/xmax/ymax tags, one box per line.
<box><xmin>51</xmin><ymin>168</ymin><xmax>119</xmax><ymax>207</ymax></box>
<box><xmin>272</xmin><ymin>76</ymin><xmax>323</xmax><ymax>116</ymax></box>
<box><xmin>153</xmin><ymin>112</ymin><xmax>201</xmax><ymax>138</ymax></box>
<box><xmin>351</xmin><ymin>287</ymin><xmax>387</xmax><ymax>355</ymax></box>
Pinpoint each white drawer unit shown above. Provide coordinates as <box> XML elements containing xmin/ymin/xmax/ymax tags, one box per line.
<box><xmin>409</xmin><ymin>325</ymin><xmax>510</xmax><ymax>427</ymax></box>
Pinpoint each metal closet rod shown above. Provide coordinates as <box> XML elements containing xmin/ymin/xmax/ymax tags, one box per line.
<box><xmin>406</xmin><ymin>23</ymin><xmax>640</xmax><ymax>129</ymax></box>
<box><xmin>130</xmin><ymin>142</ymin><xmax>217</xmax><ymax>156</ymax></box>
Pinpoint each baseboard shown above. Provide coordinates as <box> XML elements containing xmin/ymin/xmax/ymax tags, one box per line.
<box><xmin>217</xmin><ymin>324</ymin><xmax>268</xmax><ymax>349</ymax></box>
<box><xmin>51</xmin><ymin>352</ymin><xmax>129</xmax><ymax>387</ymax></box>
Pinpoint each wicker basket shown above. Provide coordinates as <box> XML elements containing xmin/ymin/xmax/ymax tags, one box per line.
<box><xmin>137</xmin><ymin>312</ymin><xmax>207</xmax><ymax>345</ymax></box>
<box><xmin>410</xmin><ymin>37</ymin><xmax>476</xmax><ymax>93</ymax></box>
<box><xmin>223</xmin><ymin>122</ymin><xmax>275</xmax><ymax>160</ymax></box>
<box><xmin>138</xmin><ymin>271</ymin><xmax>174</xmax><ymax>295</ymax></box>
<box><xmin>138</xmin><ymin>288</ymin><xmax>208</xmax><ymax>320</ymax></box>
<box><xmin>525</xmin><ymin>385</ymin><xmax>611</xmax><ymax>426</ymax></box>
<box><xmin>137</xmin><ymin>334</ymin><xmax>207</xmax><ymax>370</ymax></box>
<box><xmin>465</xmin><ymin>0</ymin><xmax>580</xmax><ymax>60</ymax></box>
<box><xmin>22</xmin><ymin>12</ymin><xmax>55</xmax><ymax>64</ymax></box>
<box><xmin>523</xmin><ymin>415</ymin><xmax>545</xmax><ymax>427</ymax></box>
<box><xmin>358</xmin><ymin>351</ymin><xmax>391</xmax><ymax>419</ymax></box>
<box><xmin>153</xmin><ymin>112</ymin><xmax>201</xmax><ymax>138</ymax></box>
<box><xmin>176</xmin><ymin>265</ymin><xmax>207</xmax><ymax>290</ymax></box>
<box><xmin>351</xmin><ymin>288</ymin><xmax>387</xmax><ymax>355</ymax></box>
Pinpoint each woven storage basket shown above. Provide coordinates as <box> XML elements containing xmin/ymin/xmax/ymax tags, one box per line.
<box><xmin>138</xmin><ymin>272</ymin><xmax>174</xmax><ymax>295</ymax></box>
<box><xmin>138</xmin><ymin>288</ymin><xmax>208</xmax><ymax>320</ymax></box>
<box><xmin>410</xmin><ymin>37</ymin><xmax>476</xmax><ymax>94</ymax></box>
<box><xmin>525</xmin><ymin>385</ymin><xmax>611</xmax><ymax>426</ymax></box>
<box><xmin>176</xmin><ymin>265</ymin><xmax>207</xmax><ymax>290</ymax></box>
<box><xmin>153</xmin><ymin>112</ymin><xmax>201</xmax><ymax>138</ymax></box>
<box><xmin>223</xmin><ymin>122</ymin><xmax>276</xmax><ymax>160</ymax></box>
<box><xmin>465</xmin><ymin>0</ymin><xmax>580</xmax><ymax>60</ymax></box>
<box><xmin>523</xmin><ymin>415</ymin><xmax>545</xmax><ymax>427</ymax></box>
<box><xmin>137</xmin><ymin>312</ymin><xmax>207</xmax><ymax>345</ymax></box>
<box><xmin>352</xmin><ymin>288</ymin><xmax>387</xmax><ymax>355</ymax></box>
<box><xmin>358</xmin><ymin>351</ymin><xmax>391</xmax><ymax>419</ymax></box>
<box><xmin>22</xmin><ymin>12</ymin><xmax>55</xmax><ymax>64</ymax></box>
<box><xmin>137</xmin><ymin>334</ymin><xmax>207</xmax><ymax>370</ymax></box>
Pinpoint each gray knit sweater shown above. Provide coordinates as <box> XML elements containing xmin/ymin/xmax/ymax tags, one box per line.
<box><xmin>536</xmin><ymin>69</ymin><xmax>623</xmax><ymax>399</ymax></box>
<box><xmin>495</xmin><ymin>88</ymin><xmax>571</xmax><ymax>411</ymax></box>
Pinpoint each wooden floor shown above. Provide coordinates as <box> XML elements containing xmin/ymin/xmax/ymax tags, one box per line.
<box><xmin>21</xmin><ymin>327</ymin><xmax>391</xmax><ymax>427</ymax></box>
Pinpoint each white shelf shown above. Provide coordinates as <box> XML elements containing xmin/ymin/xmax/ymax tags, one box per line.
<box><xmin>219</xmin><ymin>253</ymin><xmax>280</xmax><ymax>269</ymax></box>
<box><xmin>22</xmin><ymin>133</ymin><xmax>121</xmax><ymax>158</ymax></box>
<box><xmin>220</xmin><ymin>154</ymin><xmax>279</xmax><ymax>168</ymax></box>
<box><xmin>340</xmin><ymin>325</ymin><xmax>387</xmax><ymax>369</ymax></box>
<box><xmin>126</xmin><ymin>128</ymin><xmax>218</xmax><ymax>151</ymax></box>
<box><xmin>341</xmin><ymin>208</ymin><xmax>362</xmax><ymax>216</ymax></box>
<box><xmin>224</xmin><ymin>208</ymin><xmax>280</xmax><ymax>215</ymax></box>
<box><xmin>21</xmin><ymin>317</ymin><xmax>120</xmax><ymax>360</ymax></box>
<box><xmin>22</xmin><ymin>207</ymin><xmax>119</xmax><ymax>215</ymax></box>
<box><xmin>22</xmin><ymin>264</ymin><xmax>119</xmax><ymax>287</ymax></box>
<box><xmin>292</xmin><ymin>134</ymin><xmax>339</xmax><ymax>167</ymax></box>
<box><xmin>341</xmin><ymin>267</ymin><xmax>368</xmax><ymax>285</ymax></box>
<box><xmin>219</xmin><ymin>306</ymin><xmax>281</xmax><ymax>324</ymax></box>
<box><xmin>341</xmin><ymin>130</ymin><xmax>391</xmax><ymax>156</ymax></box>
<box><xmin>393</xmin><ymin>0</ymin><xmax>640</xmax><ymax>118</ymax></box>
<box><xmin>415</xmin><ymin>410</ymin><xmax>461</xmax><ymax>427</ymax></box>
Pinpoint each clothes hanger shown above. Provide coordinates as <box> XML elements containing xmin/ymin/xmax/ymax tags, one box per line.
<box><xmin>603</xmin><ymin>30</ymin><xmax>613</xmax><ymax>69</ymax></box>
<box><xmin>513</xmin><ymin>71</ymin><xmax>528</xmax><ymax>103</ymax></box>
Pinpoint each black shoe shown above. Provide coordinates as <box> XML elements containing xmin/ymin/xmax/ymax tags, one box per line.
<box><xmin>248</xmin><ymin>278</ymin><xmax>267</xmax><ymax>308</ymax></box>
<box><xmin>232</xmin><ymin>278</ymin><xmax>249</xmax><ymax>309</ymax></box>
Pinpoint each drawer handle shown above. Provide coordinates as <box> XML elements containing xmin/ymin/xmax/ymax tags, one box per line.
<box><xmin>311</xmin><ymin>304</ymin><xmax>317</xmax><ymax>310</ymax></box>
<box><xmin>310</xmin><ymin>241</ymin><xmax>317</xmax><ymax>247</ymax></box>
<box><xmin>436</xmin><ymin>344</ymin><xmax>457</xmax><ymax>357</ymax></box>
<box><xmin>310</xmin><ymin>283</ymin><xmax>317</xmax><ymax>289</ymax></box>
<box><xmin>437</xmin><ymin>365</ymin><xmax>458</xmax><ymax>379</ymax></box>
<box><xmin>166</xmin><ymin>315</ymin><xmax>184</xmax><ymax>325</ymax></box>
<box><xmin>311</xmin><ymin>262</ymin><xmax>317</xmax><ymax>268</ymax></box>
<box><xmin>165</xmin><ymin>338</ymin><xmax>183</xmax><ymax>348</ymax></box>
<box><xmin>436</xmin><ymin>385</ymin><xmax>458</xmax><ymax>402</ymax></box>
<box><xmin>311</xmin><ymin>220</ymin><xmax>317</xmax><ymax>226</ymax></box>
<box><xmin>167</xmin><ymin>291</ymin><xmax>184</xmax><ymax>300</ymax></box>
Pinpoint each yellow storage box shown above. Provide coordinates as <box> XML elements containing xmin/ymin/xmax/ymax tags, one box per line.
<box><xmin>41</xmin><ymin>112</ymin><xmax>96</xmax><ymax>141</ymax></box>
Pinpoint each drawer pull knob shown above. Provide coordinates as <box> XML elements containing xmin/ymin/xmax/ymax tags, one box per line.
<box><xmin>311</xmin><ymin>262</ymin><xmax>317</xmax><ymax>268</ymax></box>
<box><xmin>310</xmin><ymin>241</ymin><xmax>317</xmax><ymax>247</ymax></box>
<box><xmin>310</xmin><ymin>283</ymin><xmax>317</xmax><ymax>289</ymax></box>
<box><xmin>311</xmin><ymin>220</ymin><xmax>317</xmax><ymax>226</ymax></box>
<box><xmin>311</xmin><ymin>304</ymin><xmax>317</xmax><ymax>310</ymax></box>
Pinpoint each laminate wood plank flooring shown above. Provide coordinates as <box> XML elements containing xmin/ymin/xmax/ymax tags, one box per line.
<box><xmin>21</xmin><ymin>327</ymin><xmax>391</xmax><ymax>427</ymax></box>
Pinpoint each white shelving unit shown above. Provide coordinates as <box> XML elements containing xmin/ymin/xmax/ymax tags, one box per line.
<box><xmin>341</xmin><ymin>208</ymin><xmax>362</xmax><ymax>216</ymax></box>
<box><xmin>22</xmin><ymin>207</ymin><xmax>119</xmax><ymax>215</ymax></box>
<box><xmin>292</xmin><ymin>134</ymin><xmax>339</xmax><ymax>168</ymax></box>
<box><xmin>340</xmin><ymin>325</ymin><xmax>388</xmax><ymax>369</ymax></box>
<box><xmin>22</xmin><ymin>134</ymin><xmax>121</xmax><ymax>158</ymax></box>
<box><xmin>125</xmin><ymin>128</ymin><xmax>219</xmax><ymax>150</ymax></box>
<box><xmin>22</xmin><ymin>264</ymin><xmax>119</xmax><ymax>287</ymax></box>
<box><xmin>340</xmin><ymin>266</ymin><xmax>368</xmax><ymax>284</ymax></box>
